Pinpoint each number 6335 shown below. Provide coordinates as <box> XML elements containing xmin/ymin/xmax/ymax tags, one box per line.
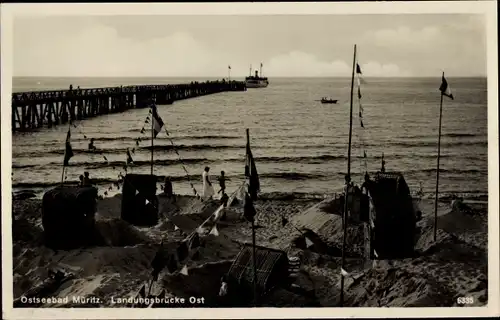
<box><xmin>457</xmin><ymin>297</ymin><xmax>474</xmax><ymax>305</ymax></box>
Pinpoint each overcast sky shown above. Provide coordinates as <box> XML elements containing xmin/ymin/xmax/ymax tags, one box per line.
<box><xmin>13</xmin><ymin>14</ymin><xmax>486</xmax><ymax>78</ymax></box>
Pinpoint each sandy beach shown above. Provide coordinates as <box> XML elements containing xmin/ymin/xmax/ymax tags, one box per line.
<box><xmin>11</xmin><ymin>191</ymin><xmax>488</xmax><ymax>308</ymax></box>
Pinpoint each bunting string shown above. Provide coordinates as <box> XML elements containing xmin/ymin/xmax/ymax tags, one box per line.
<box><xmin>63</xmin><ymin>104</ymin><xmax>200</xmax><ymax>199</ymax></box>
<box><xmin>161</xmin><ymin>126</ymin><xmax>200</xmax><ymax>197</ymax></box>
<box><xmin>356</xmin><ymin>63</ymin><xmax>368</xmax><ymax>178</ymax></box>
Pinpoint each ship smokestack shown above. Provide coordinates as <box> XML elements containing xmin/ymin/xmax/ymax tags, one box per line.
<box><xmin>255</xmin><ymin>70</ymin><xmax>259</xmax><ymax>78</ymax></box>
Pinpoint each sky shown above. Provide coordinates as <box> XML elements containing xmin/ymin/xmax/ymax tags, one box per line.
<box><xmin>12</xmin><ymin>14</ymin><xmax>486</xmax><ymax>78</ymax></box>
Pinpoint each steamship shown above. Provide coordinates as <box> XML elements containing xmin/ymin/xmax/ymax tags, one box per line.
<box><xmin>245</xmin><ymin>63</ymin><xmax>269</xmax><ymax>88</ymax></box>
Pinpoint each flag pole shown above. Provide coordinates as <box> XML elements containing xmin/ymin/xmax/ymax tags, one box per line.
<box><xmin>340</xmin><ymin>43</ymin><xmax>356</xmax><ymax>307</ymax></box>
<box><xmin>247</xmin><ymin>128</ymin><xmax>258</xmax><ymax>306</ymax></box>
<box><xmin>433</xmin><ymin>72</ymin><xmax>445</xmax><ymax>242</ymax></box>
<box><xmin>60</xmin><ymin>166</ymin><xmax>65</xmax><ymax>185</ymax></box>
<box><xmin>61</xmin><ymin>122</ymin><xmax>71</xmax><ymax>185</ymax></box>
<box><xmin>151</xmin><ymin>103</ymin><xmax>154</xmax><ymax>176</ymax></box>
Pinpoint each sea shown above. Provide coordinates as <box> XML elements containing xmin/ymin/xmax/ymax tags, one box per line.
<box><xmin>11</xmin><ymin>76</ymin><xmax>488</xmax><ymax>200</ymax></box>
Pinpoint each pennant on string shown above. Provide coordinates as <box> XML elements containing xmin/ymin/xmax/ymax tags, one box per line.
<box><xmin>138</xmin><ymin>285</ymin><xmax>146</xmax><ymax>298</ymax></box>
<box><xmin>83</xmin><ymin>135</ymin><xmax>87</xmax><ymax>139</ymax></box>
<box><xmin>374</xmin><ymin>250</ymin><xmax>379</xmax><ymax>258</ymax></box>
<box><xmin>359</xmin><ymin>111</ymin><xmax>362</xmax><ymax>118</ymax></box>
<box><xmin>180</xmin><ymin>265</ymin><xmax>189</xmax><ymax>276</ymax></box>
<box><xmin>341</xmin><ymin>268</ymin><xmax>349</xmax><ymax>277</ymax></box>
<box><xmin>149</xmin><ymin>109</ymin><xmax>152</xmax><ymax>114</ymax></box>
<box><xmin>174</xmin><ymin>225</ymin><xmax>179</xmax><ymax>231</ymax></box>
<box><xmin>209</xmin><ymin>225</ymin><xmax>219</xmax><ymax>237</ymax></box>
<box><xmin>73</xmin><ymin>124</ymin><xmax>77</xmax><ymax>128</ymax></box>
<box><xmin>126</xmin><ymin>149</ymin><xmax>134</xmax><ymax>164</ymax></box>
<box><xmin>145</xmin><ymin>198</ymin><xmax>150</xmax><ymax>205</ymax></box>
<box><xmin>108</xmin><ymin>186</ymin><xmax>112</xmax><ymax>191</ymax></box>
<box><xmin>103</xmin><ymin>155</ymin><xmax>108</xmax><ymax>162</ymax></box>
<box><xmin>136</xmin><ymin>140</ymin><xmax>140</xmax><ymax>146</ymax></box>
<box><xmin>363</xmin><ymin>151</ymin><xmax>367</xmax><ymax>158</ymax></box>
<box><xmin>305</xmin><ymin>237</ymin><xmax>314</xmax><ymax>248</ymax></box>
<box><xmin>135</xmin><ymin>189</ymin><xmax>140</xmax><ymax>195</ymax></box>
<box><xmin>131</xmin><ymin>148</ymin><xmax>135</xmax><ymax>154</ymax></box>
<box><xmin>360</xmin><ymin>120</ymin><xmax>364</xmax><ymax>128</ymax></box>
<box><xmin>104</xmin><ymin>191</ymin><xmax>108</xmax><ymax>196</ymax></box>
<box><xmin>358</xmin><ymin>87</ymin><xmax>362</xmax><ymax>99</ymax></box>
<box><xmin>140</xmin><ymin>128</ymin><xmax>145</xmax><ymax>134</ymax></box>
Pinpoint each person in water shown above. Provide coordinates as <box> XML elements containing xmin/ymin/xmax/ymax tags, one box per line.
<box><xmin>202</xmin><ymin>166</ymin><xmax>214</xmax><ymax>200</ymax></box>
<box><xmin>88</xmin><ymin>138</ymin><xmax>97</xmax><ymax>152</ymax></box>
<box><xmin>217</xmin><ymin>171</ymin><xmax>230</xmax><ymax>195</ymax></box>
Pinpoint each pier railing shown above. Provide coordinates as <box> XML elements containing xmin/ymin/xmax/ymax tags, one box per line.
<box><xmin>11</xmin><ymin>80</ymin><xmax>246</xmax><ymax>132</ymax></box>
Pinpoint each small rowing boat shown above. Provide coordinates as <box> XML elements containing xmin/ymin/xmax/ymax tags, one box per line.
<box><xmin>318</xmin><ymin>98</ymin><xmax>338</xmax><ymax>104</ymax></box>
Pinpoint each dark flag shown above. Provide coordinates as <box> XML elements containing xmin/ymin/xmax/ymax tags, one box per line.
<box><xmin>126</xmin><ymin>149</ymin><xmax>134</xmax><ymax>164</ymax></box>
<box><xmin>151</xmin><ymin>242</ymin><xmax>168</xmax><ymax>281</ymax></box>
<box><xmin>244</xmin><ymin>192</ymin><xmax>257</xmax><ymax>222</ymax></box>
<box><xmin>245</xmin><ymin>140</ymin><xmax>260</xmax><ymax>201</ymax></box>
<box><xmin>356</xmin><ymin>63</ymin><xmax>362</xmax><ymax>74</ymax></box>
<box><xmin>63</xmin><ymin>128</ymin><xmax>74</xmax><ymax>166</ymax></box>
<box><xmin>439</xmin><ymin>74</ymin><xmax>454</xmax><ymax>100</ymax></box>
<box><xmin>151</xmin><ymin>104</ymin><xmax>164</xmax><ymax>138</ymax></box>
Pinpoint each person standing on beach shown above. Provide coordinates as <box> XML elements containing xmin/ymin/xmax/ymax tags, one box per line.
<box><xmin>217</xmin><ymin>171</ymin><xmax>230</xmax><ymax>195</ymax></box>
<box><xmin>202</xmin><ymin>167</ymin><xmax>215</xmax><ymax>200</ymax></box>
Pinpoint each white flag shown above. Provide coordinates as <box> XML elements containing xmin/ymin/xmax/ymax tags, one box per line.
<box><xmin>305</xmin><ymin>237</ymin><xmax>314</xmax><ymax>248</ymax></box>
<box><xmin>180</xmin><ymin>265</ymin><xmax>189</xmax><ymax>276</ymax></box>
<box><xmin>174</xmin><ymin>225</ymin><xmax>179</xmax><ymax>231</ymax></box>
<box><xmin>209</xmin><ymin>225</ymin><xmax>219</xmax><ymax>237</ymax></box>
<box><xmin>213</xmin><ymin>206</ymin><xmax>223</xmax><ymax>220</ymax></box>
<box><xmin>341</xmin><ymin>268</ymin><xmax>349</xmax><ymax>277</ymax></box>
<box><xmin>135</xmin><ymin>189</ymin><xmax>139</xmax><ymax>195</ymax></box>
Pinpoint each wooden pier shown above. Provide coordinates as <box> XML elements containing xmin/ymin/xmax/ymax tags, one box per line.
<box><xmin>11</xmin><ymin>80</ymin><xmax>246</xmax><ymax>132</ymax></box>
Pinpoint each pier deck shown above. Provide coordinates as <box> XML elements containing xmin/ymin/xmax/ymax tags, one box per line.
<box><xmin>11</xmin><ymin>80</ymin><xmax>246</xmax><ymax>132</ymax></box>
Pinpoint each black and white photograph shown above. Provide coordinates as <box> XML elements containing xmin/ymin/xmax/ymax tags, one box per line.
<box><xmin>1</xmin><ymin>2</ymin><xmax>498</xmax><ymax>319</ymax></box>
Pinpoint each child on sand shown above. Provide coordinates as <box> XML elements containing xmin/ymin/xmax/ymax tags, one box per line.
<box><xmin>217</xmin><ymin>171</ymin><xmax>230</xmax><ymax>195</ymax></box>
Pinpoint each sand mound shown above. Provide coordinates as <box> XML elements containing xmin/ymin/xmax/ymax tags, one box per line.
<box><xmin>92</xmin><ymin>219</ymin><xmax>154</xmax><ymax>247</ymax></box>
